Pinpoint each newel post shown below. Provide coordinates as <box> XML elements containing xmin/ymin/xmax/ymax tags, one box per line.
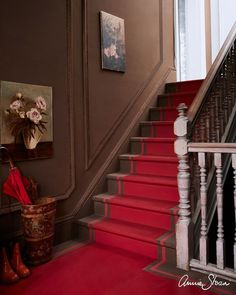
<box><xmin>174</xmin><ymin>103</ymin><xmax>193</xmax><ymax>270</ymax></box>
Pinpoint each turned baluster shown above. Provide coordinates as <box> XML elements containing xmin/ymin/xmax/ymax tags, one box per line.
<box><xmin>215</xmin><ymin>93</ymin><xmax>221</xmax><ymax>142</ymax></box>
<box><xmin>210</xmin><ymin>94</ymin><xmax>217</xmax><ymax>142</ymax></box>
<box><xmin>214</xmin><ymin>153</ymin><xmax>225</xmax><ymax>269</ymax></box>
<box><xmin>191</xmin><ymin>152</ymin><xmax>200</xmax><ymax>212</ymax></box>
<box><xmin>193</xmin><ymin>122</ymin><xmax>200</xmax><ymax>143</ymax></box>
<box><xmin>219</xmin><ymin>76</ymin><xmax>226</xmax><ymax>137</ymax></box>
<box><xmin>232</xmin><ymin>154</ymin><xmax>236</xmax><ymax>272</ymax></box>
<box><xmin>222</xmin><ymin>96</ymin><xmax>229</xmax><ymax>131</ymax></box>
<box><xmin>174</xmin><ymin>103</ymin><xmax>193</xmax><ymax>270</ymax></box>
<box><xmin>198</xmin><ymin>152</ymin><xmax>208</xmax><ymax>265</ymax></box>
<box><xmin>205</xmin><ymin>103</ymin><xmax>210</xmax><ymax>142</ymax></box>
<box><xmin>199</xmin><ymin>114</ymin><xmax>206</xmax><ymax>142</ymax></box>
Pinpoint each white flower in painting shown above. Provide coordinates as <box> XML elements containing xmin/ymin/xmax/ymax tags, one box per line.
<box><xmin>104</xmin><ymin>47</ymin><xmax>111</xmax><ymax>58</ymax></box>
<box><xmin>26</xmin><ymin>108</ymin><xmax>42</xmax><ymax>124</ymax></box>
<box><xmin>19</xmin><ymin>111</ymin><xmax>25</xmax><ymax>119</ymax></box>
<box><xmin>15</xmin><ymin>92</ymin><xmax>23</xmax><ymax>99</ymax></box>
<box><xmin>10</xmin><ymin>100</ymin><xmax>22</xmax><ymax>112</ymax></box>
<box><xmin>35</xmin><ymin>96</ymin><xmax>47</xmax><ymax>111</ymax></box>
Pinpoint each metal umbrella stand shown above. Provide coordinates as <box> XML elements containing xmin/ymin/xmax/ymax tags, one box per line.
<box><xmin>1</xmin><ymin>146</ymin><xmax>56</xmax><ymax>265</ymax></box>
<box><xmin>21</xmin><ymin>197</ymin><xmax>56</xmax><ymax>265</ymax></box>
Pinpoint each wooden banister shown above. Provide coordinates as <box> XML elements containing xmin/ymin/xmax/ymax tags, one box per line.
<box><xmin>188</xmin><ymin>142</ymin><xmax>236</xmax><ymax>153</ymax></box>
<box><xmin>188</xmin><ymin>21</ymin><xmax>236</xmax><ymax>123</ymax></box>
<box><xmin>175</xmin><ymin>22</ymin><xmax>236</xmax><ymax>279</ymax></box>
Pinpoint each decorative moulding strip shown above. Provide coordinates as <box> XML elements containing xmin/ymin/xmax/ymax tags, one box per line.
<box><xmin>82</xmin><ymin>0</ymin><xmax>164</xmax><ymax>170</ymax></box>
<box><xmin>0</xmin><ymin>0</ymin><xmax>76</xmax><ymax>215</ymax></box>
<box><xmin>56</xmin><ymin>0</ymin><xmax>76</xmax><ymax>201</ymax></box>
<box><xmin>72</xmin><ymin>66</ymin><xmax>175</xmax><ymax>216</ymax></box>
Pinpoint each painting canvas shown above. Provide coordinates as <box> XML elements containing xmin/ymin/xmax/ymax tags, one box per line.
<box><xmin>100</xmin><ymin>11</ymin><xmax>126</xmax><ymax>72</ymax></box>
<box><xmin>0</xmin><ymin>81</ymin><xmax>53</xmax><ymax>161</ymax></box>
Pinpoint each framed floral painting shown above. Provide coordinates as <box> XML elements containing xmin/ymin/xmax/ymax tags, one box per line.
<box><xmin>100</xmin><ymin>11</ymin><xmax>126</xmax><ymax>72</ymax></box>
<box><xmin>0</xmin><ymin>81</ymin><xmax>53</xmax><ymax>161</ymax></box>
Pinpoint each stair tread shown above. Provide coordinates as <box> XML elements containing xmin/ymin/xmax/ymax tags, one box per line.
<box><xmin>166</xmin><ymin>79</ymin><xmax>203</xmax><ymax>87</ymax></box>
<box><xmin>80</xmin><ymin>216</ymin><xmax>170</xmax><ymax>245</ymax></box>
<box><xmin>150</xmin><ymin>106</ymin><xmax>177</xmax><ymax>111</ymax></box>
<box><xmin>94</xmin><ymin>193</ymin><xmax>178</xmax><ymax>215</ymax></box>
<box><xmin>119</xmin><ymin>154</ymin><xmax>177</xmax><ymax>162</ymax></box>
<box><xmin>159</xmin><ymin>90</ymin><xmax>197</xmax><ymax>97</ymax></box>
<box><xmin>131</xmin><ymin>137</ymin><xmax>175</xmax><ymax>142</ymax></box>
<box><xmin>107</xmin><ymin>173</ymin><xmax>177</xmax><ymax>186</ymax></box>
<box><xmin>141</xmin><ymin>121</ymin><xmax>174</xmax><ymax>126</ymax></box>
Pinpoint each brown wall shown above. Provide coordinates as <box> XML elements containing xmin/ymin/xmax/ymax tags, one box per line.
<box><xmin>0</xmin><ymin>0</ymin><xmax>175</xmax><ymax>243</ymax></box>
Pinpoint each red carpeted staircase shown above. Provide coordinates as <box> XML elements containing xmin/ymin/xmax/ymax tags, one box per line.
<box><xmin>78</xmin><ymin>79</ymin><xmax>203</xmax><ymax>265</ymax></box>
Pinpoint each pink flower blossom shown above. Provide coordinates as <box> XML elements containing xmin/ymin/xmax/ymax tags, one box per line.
<box><xmin>26</xmin><ymin>108</ymin><xmax>42</xmax><ymax>124</ymax></box>
<box><xmin>10</xmin><ymin>100</ymin><xmax>22</xmax><ymax>112</ymax></box>
<box><xmin>104</xmin><ymin>44</ymin><xmax>119</xmax><ymax>59</ymax></box>
<box><xmin>109</xmin><ymin>44</ymin><xmax>117</xmax><ymax>56</ymax></box>
<box><xmin>35</xmin><ymin>96</ymin><xmax>47</xmax><ymax>111</ymax></box>
<box><xmin>104</xmin><ymin>47</ymin><xmax>111</xmax><ymax>57</ymax></box>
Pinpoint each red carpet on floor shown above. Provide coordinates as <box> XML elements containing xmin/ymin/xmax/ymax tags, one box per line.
<box><xmin>0</xmin><ymin>243</ymin><xmax>218</xmax><ymax>295</ymax></box>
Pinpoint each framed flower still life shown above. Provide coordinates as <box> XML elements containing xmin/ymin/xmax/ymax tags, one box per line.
<box><xmin>100</xmin><ymin>11</ymin><xmax>126</xmax><ymax>72</ymax></box>
<box><xmin>0</xmin><ymin>81</ymin><xmax>53</xmax><ymax>161</ymax></box>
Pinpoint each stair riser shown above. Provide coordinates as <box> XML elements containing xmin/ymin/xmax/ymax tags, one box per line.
<box><xmin>157</xmin><ymin>95</ymin><xmax>195</xmax><ymax>107</ymax></box>
<box><xmin>120</xmin><ymin>158</ymin><xmax>177</xmax><ymax>177</ymax></box>
<box><xmin>108</xmin><ymin>178</ymin><xmax>178</xmax><ymax>202</ymax></box>
<box><xmin>140</xmin><ymin>124</ymin><xmax>174</xmax><ymax>138</ymax></box>
<box><xmin>78</xmin><ymin>223</ymin><xmax>176</xmax><ymax>262</ymax></box>
<box><xmin>165</xmin><ymin>81</ymin><xmax>202</xmax><ymax>93</ymax></box>
<box><xmin>94</xmin><ymin>200</ymin><xmax>175</xmax><ymax>230</ymax></box>
<box><xmin>89</xmin><ymin>227</ymin><xmax>158</xmax><ymax>259</ymax></box>
<box><xmin>149</xmin><ymin>109</ymin><xmax>178</xmax><ymax>121</ymax></box>
<box><xmin>131</xmin><ymin>141</ymin><xmax>175</xmax><ymax>156</ymax></box>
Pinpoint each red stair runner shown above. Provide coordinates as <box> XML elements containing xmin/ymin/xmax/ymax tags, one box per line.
<box><xmin>78</xmin><ymin>79</ymin><xmax>203</xmax><ymax>264</ymax></box>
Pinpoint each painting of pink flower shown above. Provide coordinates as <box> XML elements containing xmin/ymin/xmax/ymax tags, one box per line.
<box><xmin>26</xmin><ymin>108</ymin><xmax>42</xmax><ymax>124</ymax></box>
<box><xmin>100</xmin><ymin>11</ymin><xmax>126</xmax><ymax>72</ymax></box>
<box><xmin>35</xmin><ymin>96</ymin><xmax>47</xmax><ymax>111</ymax></box>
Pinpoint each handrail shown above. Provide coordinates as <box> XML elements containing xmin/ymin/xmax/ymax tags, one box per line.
<box><xmin>188</xmin><ymin>142</ymin><xmax>236</xmax><ymax>153</ymax></box>
<box><xmin>188</xmin><ymin>21</ymin><xmax>236</xmax><ymax>122</ymax></box>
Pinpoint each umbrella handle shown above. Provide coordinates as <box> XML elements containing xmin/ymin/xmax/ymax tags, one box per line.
<box><xmin>0</xmin><ymin>146</ymin><xmax>14</xmax><ymax>169</ymax></box>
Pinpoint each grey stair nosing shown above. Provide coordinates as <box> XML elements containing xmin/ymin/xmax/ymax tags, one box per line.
<box><xmin>78</xmin><ymin>217</ymin><xmax>176</xmax><ymax>249</ymax></box>
<box><xmin>130</xmin><ymin>137</ymin><xmax>175</xmax><ymax>141</ymax></box>
<box><xmin>94</xmin><ymin>197</ymin><xmax>178</xmax><ymax>216</ymax></box>
<box><xmin>119</xmin><ymin>154</ymin><xmax>177</xmax><ymax>162</ymax></box>
<box><xmin>140</xmin><ymin>121</ymin><xmax>174</xmax><ymax>125</ymax></box>
<box><xmin>106</xmin><ymin>174</ymin><xmax>177</xmax><ymax>186</ymax></box>
<box><xmin>166</xmin><ymin>79</ymin><xmax>203</xmax><ymax>87</ymax></box>
<box><xmin>150</xmin><ymin>106</ymin><xmax>177</xmax><ymax>111</ymax></box>
<box><xmin>158</xmin><ymin>91</ymin><xmax>197</xmax><ymax>98</ymax></box>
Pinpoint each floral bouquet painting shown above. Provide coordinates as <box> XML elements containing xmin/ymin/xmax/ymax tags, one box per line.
<box><xmin>5</xmin><ymin>93</ymin><xmax>47</xmax><ymax>149</ymax></box>
<box><xmin>0</xmin><ymin>81</ymin><xmax>53</xmax><ymax>153</ymax></box>
<box><xmin>100</xmin><ymin>11</ymin><xmax>126</xmax><ymax>72</ymax></box>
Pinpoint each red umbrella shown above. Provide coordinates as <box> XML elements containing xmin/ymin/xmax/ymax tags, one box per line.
<box><xmin>1</xmin><ymin>147</ymin><xmax>32</xmax><ymax>205</ymax></box>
